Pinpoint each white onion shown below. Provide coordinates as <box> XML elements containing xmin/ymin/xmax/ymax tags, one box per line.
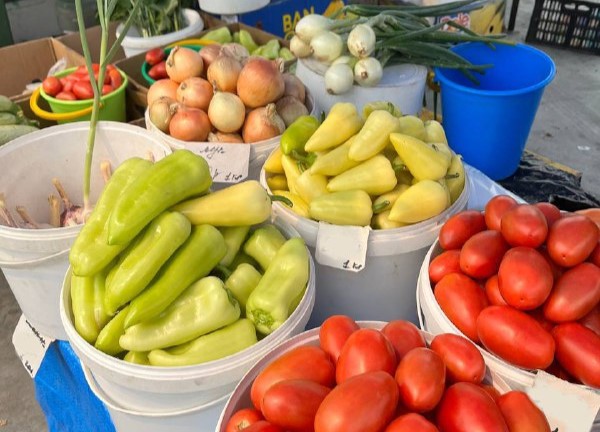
<box><xmin>347</xmin><ymin>24</ymin><xmax>376</xmax><ymax>59</ymax></box>
<box><xmin>295</xmin><ymin>14</ymin><xmax>333</xmax><ymax>43</ymax></box>
<box><xmin>310</xmin><ymin>31</ymin><xmax>344</xmax><ymax>64</ymax></box>
<box><xmin>208</xmin><ymin>91</ymin><xmax>246</xmax><ymax>133</ymax></box>
<box><xmin>332</xmin><ymin>55</ymin><xmax>358</xmax><ymax>68</ymax></box>
<box><xmin>354</xmin><ymin>57</ymin><xmax>383</xmax><ymax>87</ymax></box>
<box><xmin>290</xmin><ymin>35</ymin><xmax>312</xmax><ymax>58</ymax></box>
<box><xmin>325</xmin><ymin>63</ymin><xmax>354</xmax><ymax>95</ymax></box>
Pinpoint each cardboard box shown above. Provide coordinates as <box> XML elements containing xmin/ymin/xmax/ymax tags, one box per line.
<box><xmin>0</xmin><ymin>38</ymin><xmax>85</xmax><ymax>101</ymax></box>
<box><xmin>56</xmin><ymin>21</ymin><xmax>126</xmax><ymax>64</ymax></box>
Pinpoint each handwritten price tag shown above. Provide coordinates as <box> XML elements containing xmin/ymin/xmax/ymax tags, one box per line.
<box><xmin>11</xmin><ymin>315</ymin><xmax>53</xmax><ymax>378</ymax></box>
<box><xmin>315</xmin><ymin>222</ymin><xmax>370</xmax><ymax>272</ymax></box>
<box><xmin>188</xmin><ymin>143</ymin><xmax>250</xmax><ymax>183</ymax></box>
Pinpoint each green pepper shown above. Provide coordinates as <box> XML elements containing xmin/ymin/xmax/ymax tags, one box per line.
<box><xmin>309</xmin><ymin>190</ymin><xmax>373</xmax><ymax>226</ymax></box>
<box><xmin>219</xmin><ymin>225</ymin><xmax>251</xmax><ymax>267</ymax></box>
<box><xmin>239</xmin><ymin>29</ymin><xmax>259</xmax><ymax>54</ymax></box>
<box><xmin>120</xmin><ymin>276</ymin><xmax>240</xmax><ymax>352</ymax></box>
<box><xmin>348</xmin><ymin>109</ymin><xmax>401</xmax><ymax>162</ymax></box>
<box><xmin>93</xmin><ymin>267</ymin><xmax>112</xmax><ymax>329</ymax></box>
<box><xmin>280</xmin><ymin>115</ymin><xmax>320</xmax><ymax>156</ymax></box>
<box><xmin>309</xmin><ymin>136</ymin><xmax>361</xmax><ymax>177</ymax></box>
<box><xmin>253</xmin><ymin>39</ymin><xmax>280</xmax><ymax>59</ymax></box>
<box><xmin>123</xmin><ymin>351</ymin><xmax>150</xmax><ymax>365</ymax></box>
<box><xmin>69</xmin><ymin>157</ymin><xmax>152</xmax><ymax>277</ymax></box>
<box><xmin>104</xmin><ymin>211</ymin><xmax>192</xmax><ymax>315</ymax></box>
<box><xmin>71</xmin><ymin>273</ymin><xmax>99</xmax><ymax>344</ymax></box>
<box><xmin>233</xmin><ymin>31</ymin><xmax>240</xmax><ymax>43</ymax></box>
<box><xmin>278</xmin><ymin>47</ymin><xmax>295</xmax><ymax>61</ymax></box>
<box><xmin>327</xmin><ymin>154</ymin><xmax>397</xmax><ymax>196</ymax></box>
<box><xmin>148</xmin><ymin>318</ymin><xmax>257</xmax><ymax>367</ymax></box>
<box><xmin>108</xmin><ymin>150</ymin><xmax>212</xmax><ymax>246</ymax></box>
<box><xmin>229</xmin><ymin>250</ymin><xmax>260</xmax><ymax>271</ymax></box>
<box><xmin>124</xmin><ymin>224</ymin><xmax>227</xmax><ymax>328</ymax></box>
<box><xmin>173</xmin><ymin>180</ymin><xmax>271</xmax><ymax>227</ymax></box>
<box><xmin>243</xmin><ymin>224</ymin><xmax>286</xmax><ymax>271</ymax></box>
<box><xmin>95</xmin><ymin>305</ymin><xmax>130</xmax><ymax>355</ymax></box>
<box><xmin>246</xmin><ymin>237</ymin><xmax>309</xmax><ymax>335</ymax></box>
<box><xmin>203</xmin><ymin>27</ymin><xmax>233</xmax><ymax>44</ymax></box>
<box><xmin>225</xmin><ymin>263</ymin><xmax>262</xmax><ymax>314</ymax></box>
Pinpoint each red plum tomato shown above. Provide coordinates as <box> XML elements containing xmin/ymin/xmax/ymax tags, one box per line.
<box><xmin>429</xmin><ymin>250</ymin><xmax>462</xmax><ymax>284</ymax></box>
<box><xmin>497</xmin><ymin>391</ymin><xmax>551</xmax><ymax>432</ymax></box>
<box><xmin>460</xmin><ymin>230</ymin><xmax>509</xmax><ymax>279</ymax></box>
<box><xmin>430</xmin><ymin>333</ymin><xmax>486</xmax><ymax>384</ymax></box>
<box><xmin>484</xmin><ymin>195</ymin><xmax>519</xmax><ymax>231</ymax></box>
<box><xmin>42</xmin><ymin>76</ymin><xmax>62</xmax><ymax>96</ymax></box>
<box><xmin>319</xmin><ymin>315</ymin><xmax>359</xmax><ymax>363</ymax></box>
<box><xmin>534</xmin><ymin>202</ymin><xmax>562</xmax><ymax>228</ymax></box>
<box><xmin>552</xmin><ymin>322</ymin><xmax>600</xmax><ymax>388</ymax></box>
<box><xmin>225</xmin><ymin>408</ymin><xmax>264</xmax><ymax>432</ymax></box>
<box><xmin>579</xmin><ymin>304</ymin><xmax>600</xmax><ymax>336</ymax></box>
<box><xmin>546</xmin><ymin>215</ymin><xmax>599</xmax><ymax>267</ymax></box>
<box><xmin>385</xmin><ymin>413</ymin><xmax>439</xmax><ymax>432</ymax></box>
<box><xmin>484</xmin><ymin>275</ymin><xmax>508</xmax><ymax>306</ymax></box>
<box><xmin>439</xmin><ymin>210</ymin><xmax>487</xmax><ymax>250</ymax></box>
<box><xmin>500</xmin><ymin>204</ymin><xmax>548</xmax><ymax>248</ymax></box>
<box><xmin>241</xmin><ymin>421</ymin><xmax>284</xmax><ymax>432</ymax></box>
<box><xmin>381</xmin><ymin>320</ymin><xmax>426</xmax><ymax>361</ymax></box>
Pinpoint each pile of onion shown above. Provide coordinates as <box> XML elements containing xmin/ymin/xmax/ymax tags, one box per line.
<box><xmin>146</xmin><ymin>41</ymin><xmax>310</xmax><ymax>144</ymax></box>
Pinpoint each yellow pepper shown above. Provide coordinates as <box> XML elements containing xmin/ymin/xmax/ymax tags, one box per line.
<box><xmin>423</xmin><ymin>120</ymin><xmax>448</xmax><ymax>145</ymax></box>
<box><xmin>295</xmin><ymin>170</ymin><xmax>328</xmax><ymax>204</ymax></box>
<box><xmin>309</xmin><ymin>190</ymin><xmax>373</xmax><ymax>226</ymax></box>
<box><xmin>304</xmin><ymin>103</ymin><xmax>363</xmax><ymax>152</ymax></box>
<box><xmin>388</xmin><ymin>179</ymin><xmax>450</xmax><ymax>224</ymax></box>
<box><xmin>348</xmin><ymin>110</ymin><xmax>402</xmax><ymax>162</ymax></box>
<box><xmin>327</xmin><ymin>154</ymin><xmax>397</xmax><ymax>196</ymax></box>
<box><xmin>446</xmin><ymin>153</ymin><xmax>466</xmax><ymax>204</ymax></box>
<box><xmin>272</xmin><ymin>190</ymin><xmax>310</xmax><ymax>218</ymax></box>
<box><xmin>281</xmin><ymin>154</ymin><xmax>303</xmax><ymax>195</ymax></box>
<box><xmin>390</xmin><ymin>133</ymin><xmax>451</xmax><ymax>181</ymax></box>
<box><xmin>391</xmin><ymin>155</ymin><xmax>414</xmax><ymax>185</ymax></box>
<box><xmin>398</xmin><ymin>115</ymin><xmax>426</xmax><ymax>140</ymax></box>
<box><xmin>309</xmin><ymin>136</ymin><xmax>361</xmax><ymax>176</ymax></box>
<box><xmin>372</xmin><ymin>184</ymin><xmax>410</xmax><ymax>214</ymax></box>
<box><xmin>362</xmin><ymin>101</ymin><xmax>402</xmax><ymax>119</ymax></box>
<box><xmin>264</xmin><ymin>147</ymin><xmax>285</xmax><ymax>174</ymax></box>
<box><xmin>266</xmin><ymin>174</ymin><xmax>288</xmax><ymax>192</ymax></box>
<box><xmin>372</xmin><ymin>210</ymin><xmax>409</xmax><ymax>230</ymax></box>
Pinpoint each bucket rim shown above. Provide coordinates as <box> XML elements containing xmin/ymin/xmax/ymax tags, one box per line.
<box><xmin>434</xmin><ymin>42</ymin><xmax>556</xmax><ymax>97</ymax></box>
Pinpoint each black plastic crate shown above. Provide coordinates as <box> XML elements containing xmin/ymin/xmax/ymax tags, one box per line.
<box><xmin>526</xmin><ymin>0</ymin><xmax>600</xmax><ymax>54</ymax></box>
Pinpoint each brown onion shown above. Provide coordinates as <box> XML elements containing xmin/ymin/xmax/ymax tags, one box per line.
<box><xmin>176</xmin><ymin>77</ymin><xmax>213</xmax><ymax>111</ymax></box>
<box><xmin>208</xmin><ymin>91</ymin><xmax>245</xmax><ymax>133</ymax></box>
<box><xmin>208</xmin><ymin>132</ymin><xmax>244</xmax><ymax>143</ymax></box>
<box><xmin>275</xmin><ymin>96</ymin><xmax>309</xmax><ymax>127</ymax></box>
<box><xmin>237</xmin><ymin>57</ymin><xmax>285</xmax><ymax>108</ymax></box>
<box><xmin>242</xmin><ymin>103</ymin><xmax>285</xmax><ymax>143</ymax></box>
<box><xmin>207</xmin><ymin>55</ymin><xmax>242</xmax><ymax>93</ymax></box>
<box><xmin>220</xmin><ymin>43</ymin><xmax>249</xmax><ymax>63</ymax></box>
<box><xmin>282</xmin><ymin>73</ymin><xmax>306</xmax><ymax>103</ymax></box>
<box><xmin>166</xmin><ymin>46</ymin><xmax>204</xmax><ymax>83</ymax></box>
<box><xmin>147</xmin><ymin>79</ymin><xmax>179</xmax><ymax>106</ymax></box>
<box><xmin>149</xmin><ymin>96</ymin><xmax>175</xmax><ymax>133</ymax></box>
<box><xmin>198</xmin><ymin>44</ymin><xmax>222</xmax><ymax>72</ymax></box>
<box><xmin>169</xmin><ymin>106</ymin><xmax>211</xmax><ymax>142</ymax></box>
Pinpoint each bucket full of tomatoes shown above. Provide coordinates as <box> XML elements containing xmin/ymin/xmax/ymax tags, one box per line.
<box><xmin>31</xmin><ymin>64</ymin><xmax>128</xmax><ymax>124</ymax></box>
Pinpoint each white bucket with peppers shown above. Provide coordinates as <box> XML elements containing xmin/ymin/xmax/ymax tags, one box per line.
<box><xmin>0</xmin><ymin>122</ymin><xmax>171</xmax><ymax>340</ymax></box>
<box><xmin>60</xmin><ymin>216</ymin><xmax>317</xmax><ymax>431</ymax></box>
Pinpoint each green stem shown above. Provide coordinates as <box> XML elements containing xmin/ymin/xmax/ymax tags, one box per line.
<box><xmin>269</xmin><ymin>195</ymin><xmax>294</xmax><ymax>207</ymax></box>
<box><xmin>372</xmin><ymin>200</ymin><xmax>390</xmax><ymax>213</ymax></box>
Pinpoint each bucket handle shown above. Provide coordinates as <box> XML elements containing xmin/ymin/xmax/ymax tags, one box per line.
<box><xmin>29</xmin><ymin>87</ymin><xmax>102</xmax><ymax>121</ymax></box>
<box><xmin>165</xmin><ymin>38</ymin><xmax>217</xmax><ymax>48</ymax></box>
<box><xmin>0</xmin><ymin>247</ymin><xmax>70</xmax><ymax>268</ymax></box>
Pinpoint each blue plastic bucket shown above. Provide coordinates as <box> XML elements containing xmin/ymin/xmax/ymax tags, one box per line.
<box><xmin>435</xmin><ymin>42</ymin><xmax>556</xmax><ymax>180</ymax></box>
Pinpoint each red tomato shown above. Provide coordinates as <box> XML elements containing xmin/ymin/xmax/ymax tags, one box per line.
<box><xmin>145</xmin><ymin>47</ymin><xmax>166</xmax><ymax>66</ymax></box>
<box><xmin>537</xmin><ymin>246</ymin><xmax>565</xmax><ymax>280</ymax></box>
<box><xmin>385</xmin><ymin>413</ymin><xmax>439</xmax><ymax>432</ymax></box>
<box><xmin>108</xmin><ymin>68</ymin><xmax>123</xmax><ymax>89</ymax></box>
<box><xmin>225</xmin><ymin>408</ymin><xmax>264</xmax><ymax>432</ymax></box>
<box><xmin>314</xmin><ymin>371</ymin><xmax>399</xmax><ymax>432</ymax></box>
<box><xmin>479</xmin><ymin>384</ymin><xmax>501</xmax><ymax>403</ymax></box>
<box><xmin>500</xmin><ymin>204</ymin><xmax>548</xmax><ymax>248</ymax></box>
<box><xmin>148</xmin><ymin>61</ymin><xmax>168</xmax><ymax>80</ymax></box>
<box><xmin>436</xmin><ymin>382</ymin><xmax>509</xmax><ymax>432</ymax></box>
<box><xmin>477</xmin><ymin>305</ymin><xmax>555</xmax><ymax>370</ymax></box>
<box><xmin>76</xmin><ymin>63</ymin><xmax>100</xmax><ymax>74</ymax></box>
<box><xmin>429</xmin><ymin>250</ymin><xmax>462</xmax><ymax>284</ymax></box>
<box><xmin>381</xmin><ymin>320</ymin><xmax>426</xmax><ymax>361</ymax></box>
<box><xmin>552</xmin><ymin>322</ymin><xmax>600</xmax><ymax>388</ymax></box>
<box><xmin>262</xmin><ymin>379</ymin><xmax>331</xmax><ymax>432</ymax></box>
<box><xmin>336</xmin><ymin>328</ymin><xmax>397</xmax><ymax>384</ymax></box>
<box><xmin>589</xmin><ymin>242</ymin><xmax>600</xmax><ymax>267</ymax></box>
<box><xmin>72</xmin><ymin>81</ymin><xmax>94</xmax><ymax>100</ymax></box>
<box><xmin>497</xmin><ymin>391</ymin><xmax>551</xmax><ymax>432</ymax></box>
<box><xmin>241</xmin><ymin>421</ymin><xmax>284</xmax><ymax>432</ymax></box>
<box><xmin>460</xmin><ymin>230</ymin><xmax>509</xmax><ymax>279</ymax></box>
<box><xmin>395</xmin><ymin>347</ymin><xmax>446</xmax><ymax>413</ymax></box>
<box><xmin>543</xmin><ymin>262</ymin><xmax>600</xmax><ymax>322</ymax></box>
<box><xmin>545</xmin><ymin>360</ymin><xmax>577</xmax><ymax>383</ymax></box>
<box><xmin>528</xmin><ymin>308</ymin><xmax>555</xmax><ymax>333</ymax></box>
<box><xmin>546</xmin><ymin>215</ymin><xmax>599</xmax><ymax>267</ymax></box>
<box><xmin>497</xmin><ymin>247</ymin><xmax>554</xmax><ymax>311</ymax></box>
<box><xmin>434</xmin><ymin>273</ymin><xmax>489</xmax><ymax>343</ymax></box>
<box><xmin>439</xmin><ymin>210</ymin><xmax>487</xmax><ymax>250</ymax></box>
<box><xmin>101</xmin><ymin>84</ymin><xmax>114</xmax><ymax>95</ymax></box>
<box><xmin>61</xmin><ymin>78</ymin><xmax>74</xmax><ymax>93</ymax></box>
<box><xmin>42</xmin><ymin>76</ymin><xmax>62</xmax><ymax>97</ymax></box>
<box><xmin>484</xmin><ymin>195</ymin><xmax>519</xmax><ymax>231</ymax></box>
<box><xmin>250</xmin><ymin>346</ymin><xmax>335</xmax><ymax>410</ymax></box>
<box><xmin>430</xmin><ymin>333</ymin><xmax>485</xmax><ymax>384</ymax></box>
<box><xmin>575</xmin><ymin>208</ymin><xmax>600</xmax><ymax>228</ymax></box>
<box><xmin>319</xmin><ymin>315</ymin><xmax>359</xmax><ymax>363</ymax></box>
<box><xmin>579</xmin><ymin>304</ymin><xmax>600</xmax><ymax>336</ymax></box>
<box><xmin>484</xmin><ymin>275</ymin><xmax>508</xmax><ymax>306</ymax></box>
<box><xmin>55</xmin><ymin>91</ymin><xmax>77</xmax><ymax>101</ymax></box>
<box><xmin>534</xmin><ymin>202</ymin><xmax>562</xmax><ymax>228</ymax></box>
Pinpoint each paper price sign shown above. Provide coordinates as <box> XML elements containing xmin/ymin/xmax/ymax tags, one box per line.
<box><xmin>189</xmin><ymin>143</ymin><xmax>250</xmax><ymax>183</ymax></box>
<box><xmin>315</xmin><ymin>222</ymin><xmax>370</xmax><ymax>272</ymax></box>
<box><xmin>12</xmin><ymin>315</ymin><xmax>53</xmax><ymax>379</ymax></box>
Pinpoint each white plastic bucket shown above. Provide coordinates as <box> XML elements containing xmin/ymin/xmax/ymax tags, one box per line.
<box><xmin>295</xmin><ymin>58</ymin><xmax>428</xmax><ymax>116</ymax></box>
<box><xmin>417</xmin><ymin>240</ymin><xmax>600</xmax><ymax>431</ymax></box>
<box><xmin>144</xmin><ymin>91</ymin><xmax>317</xmax><ymax>185</ymax></box>
<box><xmin>260</xmin><ymin>163</ymin><xmax>470</xmax><ymax>328</ymax></box>
<box><xmin>83</xmin><ymin>365</ymin><xmax>229</xmax><ymax>432</ymax></box>
<box><xmin>0</xmin><ymin>122</ymin><xmax>171</xmax><ymax>340</ymax></box>
<box><xmin>116</xmin><ymin>9</ymin><xmax>205</xmax><ymax>58</ymax></box>
<box><xmin>60</xmin><ymin>217</ymin><xmax>317</xmax><ymax>413</ymax></box>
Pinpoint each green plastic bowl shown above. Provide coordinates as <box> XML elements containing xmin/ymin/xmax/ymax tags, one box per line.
<box><xmin>141</xmin><ymin>44</ymin><xmax>203</xmax><ymax>86</ymax></box>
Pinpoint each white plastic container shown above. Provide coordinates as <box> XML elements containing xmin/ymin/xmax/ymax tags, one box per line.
<box><xmin>60</xmin><ymin>218</ymin><xmax>316</xmax><ymax>413</ymax></box>
<box><xmin>295</xmin><ymin>58</ymin><xmax>428</xmax><ymax>116</ymax></box>
<box><xmin>197</xmin><ymin>0</ymin><xmax>270</xmax><ymax>15</ymax></box>
<box><xmin>260</xmin><ymin>165</ymin><xmax>470</xmax><ymax>328</ymax></box>
<box><xmin>0</xmin><ymin>122</ymin><xmax>171</xmax><ymax>340</ymax></box>
<box><xmin>417</xmin><ymin>240</ymin><xmax>600</xmax><ymax>431</ymax></box>
<box><xmin>116</xmin><ymin>9</ymin><xmax>205</xmax><ymax>58</ymax></box>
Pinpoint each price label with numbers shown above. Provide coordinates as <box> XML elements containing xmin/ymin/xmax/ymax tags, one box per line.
<box><xmin>315</xmin><ymin>222</ymin><xmax>370</xmax><ymax>272</ymax></box>
<box><xmin>12</xmin><ymin>315</ymin><xmax>53</xmax><ymax>379</ymax></box>
<box><xmin>188</xmin><ymin>143</ymin><xmax>250</xmax><ymax>183</ymax></box>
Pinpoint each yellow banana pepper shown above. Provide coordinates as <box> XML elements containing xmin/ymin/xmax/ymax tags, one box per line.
<box><xmin>304</xmin><ymin>103</ymin><xmax>363</xmax><ymax>152</ymax></box>
<box><xmin>372</xmin><ymin>184</ymin><xmax>410</xmax><ymax>214</ymax></box>
<box><xmin>309</xmin><ymin>190</ymin><xmax>373</xmax><ymax>226</ymax></box>
<box><xmin>423</xmin><ymin>120</ymin><xmax>448</xmax><ymax>145</ymax></box>
<box><xmin>388</xmin><ymin>179</ymin><xmax>450</xmax><ymax>224</ymax></box>
<box><xmin>295</xmin><ymin>170</ymin><xmax>328</xmax><ymax>204</ymax></box>
<box><xmin>327</xmin><ymin>154</ymin><xmax>397</xmax><ymax>196</ymax></box>
<box><xmin>348</xmin><ymin>110</ymin><xmax>402</xmax><ymax>162</ymax></box>
<box><xmin>281</xmin><ymin>154</ymin><xmax>302</xmax><ymax>195</ymax></box>
<box><xmin>398</xmin><ymin>115</ymin><xmax>426</xmax><ymax>140</ymax></box>
<box><xmin>272</xmin><ymin>190</ymin><xmax>310</xmax><ymax>218</ymax></box>
<box><xmin>390</xmin><ymin>133</ymin><xmax>452</xmax><ymax>181</ymax></box>
<box><xmin>362</xmin><ymin>101</ymin><xmax>402</xmax><ymax>119</ymax></box>
<box><xmin>446</xmin><ymin>153</ymin><xmax>466</xmax><ymax>204</ymax></box>
<box><xmin>309</xmin><ymin>136</ymin><xmax>361</xmax><ymax>176</ymax></box>
<box><xmin>264</xmin><ymin>147</ymin><xmax>285</xmax><ymax>174</ymax></box>
<box><xmin>372</xmin><ymin>210</ymin><xmax>408</xmax><ymax>230</ymax></box>
<box><xmin>266</xmin><ymin>174</ymin><xmax>288</xmax><ymax>191</ymax></box>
